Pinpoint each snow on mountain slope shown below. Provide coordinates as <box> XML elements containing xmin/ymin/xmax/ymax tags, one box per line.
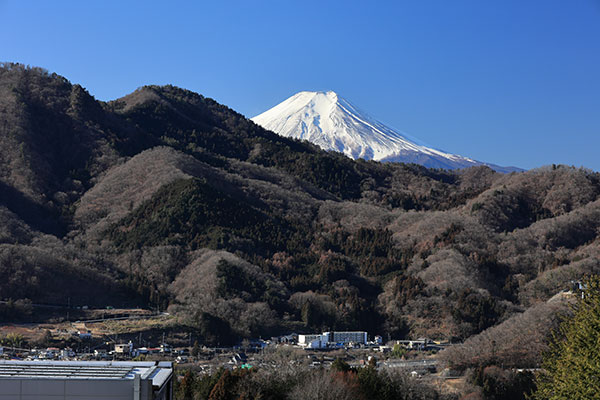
<box><xmin>252</xmin><ymin>91</ymin><xmax>519</xmax><ymax>172</ymax></box>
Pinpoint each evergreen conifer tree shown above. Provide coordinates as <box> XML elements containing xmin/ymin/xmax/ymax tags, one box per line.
<box><xmin>531</xmin><ymin>276</ymin><xmax>600</xmax><ymax>400</ymax></box>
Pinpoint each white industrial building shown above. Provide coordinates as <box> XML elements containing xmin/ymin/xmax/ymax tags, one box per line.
<box><xmin>298</xmin><ymin>331</ymin><xmax>368</xmax><ymax>348</ymax></box>
<box><xmin>0</xmin><ymin>360</ymin><xmax>173</xmax><ymax>400</ymax></box>
<box><xmin>298</xmin><ymin>333</ymin><xmax>328</xmax><ymax>349</ymax></box>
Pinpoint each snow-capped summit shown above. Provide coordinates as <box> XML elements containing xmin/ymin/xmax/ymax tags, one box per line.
<box><xmin>252</xmin><ymin>91</ymin><xmax>517</xmax><ymax>171</ymax></box>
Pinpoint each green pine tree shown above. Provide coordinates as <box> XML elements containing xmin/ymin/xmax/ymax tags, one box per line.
<box><xmin>530</xmin><ymin>276</ymin><xmax>600</xmax><ymax>400</ymax></box>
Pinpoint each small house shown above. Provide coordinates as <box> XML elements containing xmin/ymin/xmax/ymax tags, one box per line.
<box><xmin>78</xmin><ymin>330</ymin><xmax>92</xmax><ymax>339</ymax></box>
<box><xmin>115</xmin><ymin>342</ymin><xmax>133</xmax><ymax>354</ymax></box>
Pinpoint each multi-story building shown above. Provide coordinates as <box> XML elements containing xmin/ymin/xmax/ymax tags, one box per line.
<box><xmin>298</xmin><ymin>331</ymin><xmax>368</xmax><ymax>348</ymax></box>
<box><xmin>324</xmin><ymin>331</ymin><xmax>368</xmax><ymax>345</ymax></box>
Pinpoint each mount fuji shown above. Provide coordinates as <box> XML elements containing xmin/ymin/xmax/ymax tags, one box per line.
<box><xmin>252</xmin><ymin>91</ymin><xmax>519</xmax><ymax>172</ymax></box>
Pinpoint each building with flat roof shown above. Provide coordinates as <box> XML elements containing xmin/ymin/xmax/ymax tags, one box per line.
<box><xmin>0</xmin><ymin>360</ymin><xmax>172</xmax><ymax>400</ymax></box>
<box><xmin>325</xmin><ymin>331</ymin><xmax>367</xmax><ymax>345</ymax></box>
<box><xmin>298</xmin><ymin>334</ymin><xmax>325</xmax><ymax>346</ymax></box>
<box><xmin>298</xmin><ymin>334</ymin><xmax>329</xmax><ymax>349</ymax></box>
<box><xmin>298</xmin><ymin>331</ymin><xmax>368</xmax><ymax>348</ymax></box>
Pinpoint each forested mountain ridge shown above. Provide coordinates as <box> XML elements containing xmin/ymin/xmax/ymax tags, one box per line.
<box><xmin>1</xmin><ymin>64</ymin><xmax>599</xmax><ymax>361</ymax></box>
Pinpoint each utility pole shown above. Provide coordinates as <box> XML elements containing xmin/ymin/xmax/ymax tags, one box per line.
<box><xmin>66</xmin><ymin>297</ymin><xmax>71</xmax><ymax>322</ymax></box>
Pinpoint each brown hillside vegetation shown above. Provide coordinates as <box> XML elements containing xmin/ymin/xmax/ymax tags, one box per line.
<box><xmin>0</xmin><ymin>64</ymin><xmax>598</xmax><ymax>362</ymax></box>
<box><xmin>439</xmin><ymin>292</ymin><xmax>573</xmax><ymax>369</ymax></box>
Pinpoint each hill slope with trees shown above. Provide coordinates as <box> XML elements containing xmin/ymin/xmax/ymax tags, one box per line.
<box><xmin>1</xmin><ymin>63</ymin><xmax>599</xmax><ymax>354</ymax></box>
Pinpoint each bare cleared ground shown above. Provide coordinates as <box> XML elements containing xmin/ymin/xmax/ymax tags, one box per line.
<box><xmin>0</xmin><ymin>308</ymin><xmax>179</xmax><ymax>347</ymax></box>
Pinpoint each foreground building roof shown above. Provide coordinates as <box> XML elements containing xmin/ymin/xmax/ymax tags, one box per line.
<box><xmin>0</xmin><ymin>360</ymin><xmax>173</xmax><ymax>400</ymax></box>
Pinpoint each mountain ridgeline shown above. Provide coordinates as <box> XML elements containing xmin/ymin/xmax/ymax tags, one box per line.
<box><xmin>1</xmin><ymin>64</ymin><xmax>600</xmax><ymax>360</ymax></box>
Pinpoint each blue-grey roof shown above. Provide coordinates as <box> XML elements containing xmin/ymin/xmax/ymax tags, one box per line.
<box><xmin>0</xmin><ymin>360</ymin><xmax>172</xmax><ymax>383</ymax></box>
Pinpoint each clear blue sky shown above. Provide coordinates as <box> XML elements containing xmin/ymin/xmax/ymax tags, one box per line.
<box><xmin>2</xmin><ymin>1</ymin><xmax>599</xmax><ymax>170</ymax></box>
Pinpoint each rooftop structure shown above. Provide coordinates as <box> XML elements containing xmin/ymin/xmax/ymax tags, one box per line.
<box><xmin>0</xmin><ymin>360</ymin><xmax>172</xmax><ymax>399</ymax></box>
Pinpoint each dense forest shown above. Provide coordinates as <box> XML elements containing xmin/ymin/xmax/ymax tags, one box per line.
<box><xmin>174</xmin><ymin>360</ymin><xmax>452</xmax><ymax>400</ymax></box>
<box><xmin>1</xmin><ymin>63</ymin><xmax>599</xmax><ymax>374</ymax></box>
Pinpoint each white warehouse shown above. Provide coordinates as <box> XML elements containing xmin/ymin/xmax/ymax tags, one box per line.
<box><xmin>0</xmin><ymin>360</ymin><xmax>173</xmax><ymax>400</ymax></box>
